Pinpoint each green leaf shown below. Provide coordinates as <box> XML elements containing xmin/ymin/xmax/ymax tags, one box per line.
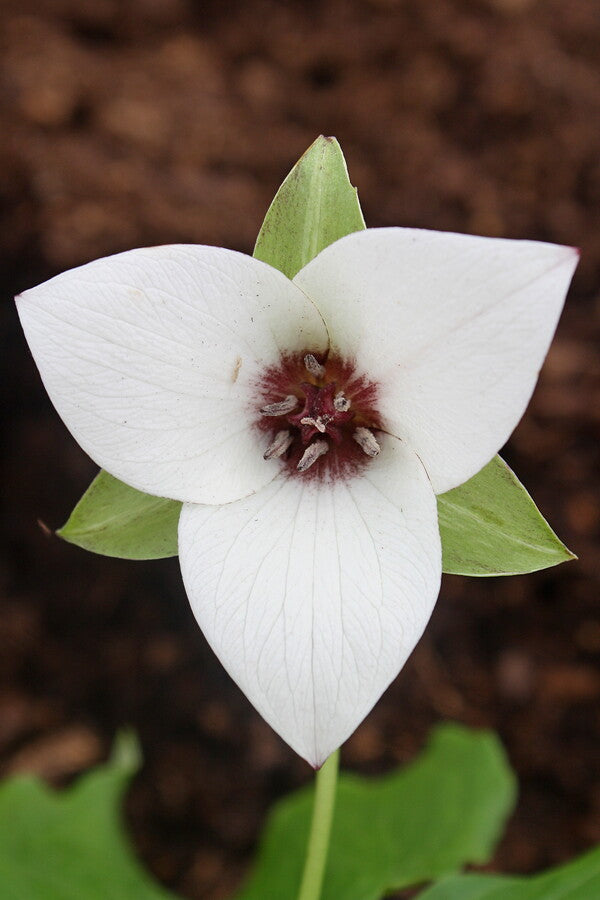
<box><xmin>418</xmin><ymin>847</ymin><xmax>600</xmax><ymax>899</ymax></box>
<box><xmin>58</xmin><ymin>135</ymin><xmax>366</xmax><ymax>559</ymax></box>
<box><xmin>0</xmin><ymin>731</ymin><xmax>177</xmax><ymax>900</ymax></box>
<box><xmin>254</xmin><ymin>134</ymin><xmax>366</xmax><ymax>279</ymax></box>
<box><xmin>58</xmin><ymin>471</ymin><xmax>181</xmax><ymax>560</ymax></box>
<box><xmin>234</xmin><ymin>723</ymin><xmax>516</xmax><ymax>900</ymax></box>
<box><xmin>438</xmin><ymin>456</ymin><xmax>575</xmax><ymax>576</ymax></box>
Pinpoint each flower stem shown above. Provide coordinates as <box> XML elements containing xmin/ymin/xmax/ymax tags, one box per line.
<box><xmin>297</xmin><ymin>749</ymin><xmax>340</xmax><ymax>900</ymax></box>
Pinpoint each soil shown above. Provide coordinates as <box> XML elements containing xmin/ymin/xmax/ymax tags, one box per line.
<box><xmin>1</xmin><ymin>0</ymin><xmax>599</xmax><ymax>897</ymax></box>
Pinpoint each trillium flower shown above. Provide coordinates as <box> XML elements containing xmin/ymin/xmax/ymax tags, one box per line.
<box><xmin>17</xmin><ymin>228</ymin><xmax>577</xmax><ymax>766</ymax></box>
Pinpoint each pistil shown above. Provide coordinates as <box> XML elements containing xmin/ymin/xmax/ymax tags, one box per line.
<box><xmin>300</xmin><ymin>415</ymin><xmax>328</xmax><ymax>433</ymax></box>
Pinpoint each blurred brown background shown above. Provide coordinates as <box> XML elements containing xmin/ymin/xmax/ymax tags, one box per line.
<box><xmin>1</xmin><ymin>0</ymin><xmax>599</xmax><ymax>897</ymax></box>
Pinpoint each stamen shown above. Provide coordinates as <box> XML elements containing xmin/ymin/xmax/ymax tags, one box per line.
<box><xmin>300</xmin><ymin>415</ymin><xmax>328</xmax><ymax>433</ymax></box>
<box><xmin>264</xmin><ymin>430</ymin><xmax>294</xmax><ymax>460</ymax></box>
<box><xmin>297</xmin><ymin>439</ymin><xmax>329</xmax><ymax>472</ymax></box>
<box><xmin>261</xmin><ymin>394</ymin><xmax>298</xmax><ymax>416</ymax></box>
<box><xmin>353</xmin><ymin>427</ymin><xmax>380</xmax><ymax>458</ymax></box>
<box><xmin>334</xmin><ymin>393</ymin><xmax>350</xmax><ymax>412</ymax></box>
<box><xmin>304</xmin><ymin>353</ymin><xmax>326</xmax><ymax>380</ymax></box>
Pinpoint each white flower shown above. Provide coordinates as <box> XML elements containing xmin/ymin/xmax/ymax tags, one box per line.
<box><xmin>16</xmin><ymin>228</ymin><xmax>577</xmax><ymax>767</ymax></box>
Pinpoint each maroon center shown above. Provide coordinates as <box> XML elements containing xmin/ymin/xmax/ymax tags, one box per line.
<box><xmin>287</xmin><ymin>381</ymin><xmax>355</xmax><ymax>444</ymax></box>
<box><xmin>255</xmin><ymin>351</ymin><xmax>382</xmax><ymax>481</ymax></box>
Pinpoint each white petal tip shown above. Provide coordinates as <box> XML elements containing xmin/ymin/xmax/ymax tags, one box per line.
<box><xmin>179</xmin><ymin>437</ymin><xmax>441</xmax><ymax>767</ymax></box>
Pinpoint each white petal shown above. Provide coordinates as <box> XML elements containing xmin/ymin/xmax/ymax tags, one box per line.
<box><xmin>17</xmin><ymin>245</ymin><xmax>328</xmax><ymax>504</ymax></box>
<box><xmin>178</xmin><ymin>436</ymin><xmax>441</xmax><ymax>766</ymax></box>
<box><xmin>294</xmin><ymin>228</ymin><xmax>578</xmax><ymax>493</ymax></box>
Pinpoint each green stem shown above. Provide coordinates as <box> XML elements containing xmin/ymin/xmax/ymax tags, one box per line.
<box><xmin>297</xmin><ymin>749</ymin><xmax>340</xmax><ymax>900</ymax></box>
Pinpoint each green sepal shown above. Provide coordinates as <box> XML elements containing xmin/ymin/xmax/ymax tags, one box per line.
<box><xmin>57</xmin><ymin>470</ymin><xmax>181</xmax><ymax>560</ymax></box>
<box><xmin>438</xmin><ymin>456</ymin><xmax>575</xmax><ymax>576</ymax></box>
<box><xmin>254</xmin><ymin>134</ymin><xmax>366</xmax><ymax>279</ymax></box>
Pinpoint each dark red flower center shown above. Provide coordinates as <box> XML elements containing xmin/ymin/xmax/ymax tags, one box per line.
<box><xmin>255</xmin><ymin>351</ymin><xmax>382</xmax><ymax>481</ymax></box>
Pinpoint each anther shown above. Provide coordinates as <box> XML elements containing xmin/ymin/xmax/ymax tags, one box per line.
<box><xmin>304</xmin><ymin>353</ymin><xmax>326</xmax><ymax>380</ymax></box>
<box><xmin>300</xmin><ymin>415</ymin><xmax>328</xmax><ymax>433</ymax></box>
<box><xmin>264</xmin><ymin>430</ymin><xmax>294</xmax><ymax>460</ymax></box>
<box><xmin>334</xmin><ymin>393</ymin><xmax>350</xmax><ymax>412</ymax></box>
<box><xmin>353</xmin><ymin>427</ymin><xmax>380</xmax><ymax>458</ymax></box>
<box><xmin>261</xmin><ymin>394</ymin><xmax>298</xmax><ymax>416</ymax></box>
<box><xmin>297</xmin><ymin>440</ymin><xmax>329</xmax><ymax>472</ymax></box>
